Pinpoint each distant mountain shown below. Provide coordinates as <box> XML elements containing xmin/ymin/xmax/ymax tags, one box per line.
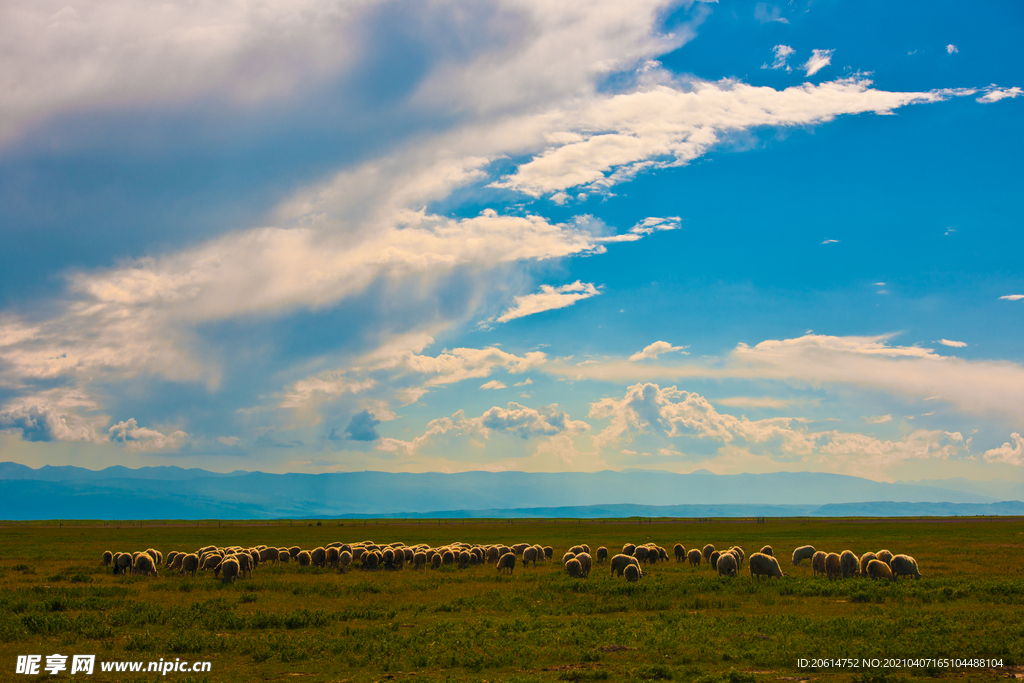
<box><xmin>894</xmin><ymin>477</ymin><xmax>1024</xmax><ymax>502</ymax></box>
<box><xmin>1</xmin><ymin>462</ymin><xmax>1018</xmax><ymax>520</ymax></box>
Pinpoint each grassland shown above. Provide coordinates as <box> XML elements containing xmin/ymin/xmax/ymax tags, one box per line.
<box><xmin>1</xmin><ymin>516</ymin><xmax>1022</xmax><ymax>682</ymax></box>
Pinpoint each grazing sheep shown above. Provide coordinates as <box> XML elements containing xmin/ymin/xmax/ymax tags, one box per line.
<box><xmin>811</xmin><ymin>551</ymin><xmax>827</xmax><ymax>577</ymax></box>
<box><xmin>569</xmin><ymin>545</ymin><xmax>585</xmax><ymax>555</ymax></box>
<box><xmin>200</xmin><ymin>554</ymin><xmax>222</xmax><ymax>572</ymax></box>
<box><xmin>610</xmin><ymin>553</ymin><xmax>640</xmax><ymax>577</ymax></box>
<box><xmin>596</xmin><ymin>547</ymin><xmax>609</xmax><ymax>564</ymax></box>
<box><xmin>288</xmin><ymin>546</ymin><xmax>301</xmax><ymax>559</ymax></box>
<box><xmin>523</xmin><ymin>547</ymin><xmax>539</xmax><ymax>567</ymax></box>
<box><xmin>758</xmin><ymin>545</ymin><xmax>773</xmax><ymax>557</ymax></box>
<box><xmin>562</xmin><ymin>551</ymin><xmax>576</xmax><ymax>566</ymax></box>
<box><xmin>180</xmin><ymin>553</ymin><xmax>199</xmax><ymax>577</ymax></box>
<box><xmin>840</xmin><ymin>550</ymin><xmax>859</xmax><ymax>579</ymax></box>
<box><xmin>133</xmin><ymin>553</ymin><xmax>158</xmax><ymax>577</ymax></box>
<box><xmin>825</xmin><ymin>553</ymin><xmax>842</xmax><ymax>580</ymax></box>
<box><xmin>709</xmin><ymin>550</ymin><xmax>720</xmax><ymax>571</ymax></box>
<box><xmin>876</xmin><ymin>550</ymin><xmax>894</xmax><ymax>566</ymax></box>
<box><xmin>513</xmin><ymin>543</ymin><xmax>531</xmax><ymax>556</ymax></box>
<box><xmin>442</xmin><ymin>550</ymin><xmax>456</xmax><ymax>566</ymax></box>
<box><xmin>363</xmin><ymin>551</ymin><xmax>380</xmax><ymax>570</ymax></box>
<box><xmin>413</xmin><ymin>552</ymin><xmax>427</xmax><ymax>570</ymax></box>
<box><xmin>404</xmin><ymin>547</ymin><xmax>415</xmax><ymax>562</ymax></box>
<box><xmin>866</xmin><ymin>559</ymin><xmax>894</xmax><ymax>582</ymax></box>
<box><xmin>102</xmin><ymin>550</ymin><xmax>113</xmax><ymax>567</ymax></box>
<box><xmin>890</xmin><ymin>555</ymin><xmax>922</xmax><ymax>581</ymax></box>
<box><xmin>749</xmin><ymin>552</ymin><xmax>785</xmax><ymax>580</ymax></box>
<box><xmin>702</xmin><ymin>544</ymin><xmax>715</xmax><ymax>561</ymax></box>
<box><xmin>582</xmin><ymin>544</ymin><xmax>591</xmax><ymax>554</ymax></box>
<box><xmin>674</xmin><ymin>544</ymin><xmax>685</xmax><ymax>562</ymax></box>
<box><xmin>352</xmin><ymin>547</ymin><xmax>366</xmax><ymax>561</ymax></box>
<box><xmin>565</xmin><ymin>558</ymin><xmax>583</xmax><ymax>578</ymax></box>
<box><xmin>164</xmin><ymin>551</ymin><xmax>179</xmax><ymax>567</ymax></box>
<box><xmin>543</xmin><ymin>547</ymin><xmax>554</xmax><ymax>560</ymax></box>
<box><xmin>687</xmin><ymin>549</ymin><xmax>702</xmax><ymax>567</ymax></box>
<box><xmin>338</xmin><ymin>551</ymin><xmax>353</xmax><ymax>573</ymax></box>
<box><xmin>647</xmin><ymin>548</ymin><xmax>660</xmax><ymax>566</ymax></box>
<box><xmin>496</xmin><ymin>553</ymin><xmax>516</xmax><ymax>575</ymax></box>
<box><xmin>576</xmin><ymin>552</ymin><xmax>592</xmax><ymax>578</ymax></box>
<box><xmin>296</xmin><ymin>550</ymin><xmax>311</xmax><ymax>567</ymax></box>
<box><xmin>220</xmin><ymin>558</ymin><xmax>240</xmax><ymax>583</ymax></box>
<box><xmin>311</xmin><ymin>547</ymin><xmax>327</xmax><ymax>568</ymax></box>
<box><xmin>717</xmin><ymin>552</ymin><xmax>738</xmax><ymax>577</ymax></box>
<box><xmin>729</xmin><ymin>547</ymin><xmax>745</xmax><ymax>568</ymax></box>
<box><xmin>859</xmin><ymin>552</ymin><xmax>878</xmax><ymax>577</ymax></box>
<box><xmin>326</xmin><ymin>547</ymin><xmax>340</xmax><ymax>568</ymax></box>
<box><xmin>531</xmin><ymin>545</ymin><xmax>544</xmax><ymax>562</ymax></box>
<box><xmin>622</xmin><ymin>543</ymin><xmax>637</xmax><ymax>556</ymax></box>
<box><xmin>485</xmin><ymin>547</ymin><xmax>500</xmax><ymax>563</ymax></box>
<box><xmin>169</xmin><ymin>554</ymin><xmax>184</xmax><ymax>571</ymax></box>
<box><xmin>624</xmin><ymin>564</ymin><xmax>642</xmax><ymax>582</ymax></box>
<box><xmin>791</xmin><ymin>545</ymin><xmax>816</xmax><ymax>566</ymax></box>
<box><xmin>259</xmin><ymin>547</ymin><xmax>279</xmax><ymax>563</ymax></box>
<box><xmin>458</xmin><ymin>551</ymin><xmax>471</xmax><ymax>569</ymax></box>
<box><xmin>634</xmin><ymin>546</ymin><xmax>650</xmax><ymax>564</ymax></box>
<box><xmin>382</xmin><ymin>548</ymin><xmax>395</xmax><ymax>566</ymax></box>
<box><xmin>430</xmin><ymin>553</ymin><xmax>442</xmax><ymax>569</ymax></box>
<box><xmin>277</xmin><ymin>549</ymin><xmax>290</xmax><ymax>564</ymax></box>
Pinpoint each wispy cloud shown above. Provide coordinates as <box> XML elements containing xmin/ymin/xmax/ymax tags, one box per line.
<box><xmin>1000</xmin><ymin>295</ymin><xmax>1024</xmax><ymax>301</ymax></box>
<box><xmin>938</xmin><ymin>339</ymin><xmax>967</xmax><ymax>348</ymax></box>
<box><xmin>480</xmin><ymin>380</ymin><xmax>507</xmax><ymax>390</ymax></box>
<box><xmin>629</xmin><ymin>341</ymin><xmax>688</xmax><ymax>361</ymax></box>
<box><xmin>496</xmin><ymin>281</ymin><xmax>602</xmax><ymax>323</ymax></box>
<box><xmin>755</xmin><ymin>3</ymin><xmax>789</xmax><ymax>24</ymax></box>
<box><xmin>803</xmin><ymin>49</ymin><xmax>834</xmax><ymax>77</ymax></box>
<box><xmin>763</xmin><ymin>44</ymin><xmax>795</xmax><ymax>71</ymax></box>
<box><xmin>863</xmin><ymin>414</ymin><xmax>893</xmax><ymax>424</ymax></box>
<box><xmin>977</xmin><ymin>86</ymin><xmax>1023</xmax><ymax>103</ymax></box>
<box><xmin>821</xmin><ymin>239</ymin><xmax>840</xmax><ymax>245</ymax></box>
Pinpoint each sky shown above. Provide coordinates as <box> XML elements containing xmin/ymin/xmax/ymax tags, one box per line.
<box><xmin>1</xmin><ymin>0</ymin><xmax>1022</xmax><ymax>482</ymax></box>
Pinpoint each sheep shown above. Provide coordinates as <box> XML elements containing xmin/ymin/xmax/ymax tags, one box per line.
<box><xmin>757</xmin><ymin>545</ymin><xmax>772</xmax><ymax>557</ymax></box>
<box><xmin>840</xmin><ymin>550</ymin><xmax>859</xmax><ymax>579</ymax></box>
<box><xmin>876</xmin><ymin>550</ymin><xmax>894</xmax><ymax>566</ymax></box>
<box><xmin>569</xmin><ymin>545</ymin><xmax>585</xmax><ymax>555</ymax></box>
<box><xmin>102</xmin><ymin>550</ymin><xmax>113</xmax><ymax>567</ymax></box>
<box><xmin>576</xmin><ymin>552</ymin><xmax>592</xmax><ymax>578</ymax></box>
<box><xmin>352</xmin><ymin>547</ymin><xmax>366</xmax><ymax>561</ymax></box>
<box><xmin>866</xmin><ymin>559</ymin><xmax>894</xmax><ymax>582</ymax></box>
<box><xmin>729</xmin><ymin>546</ymin><xmax>745</xmax><ymax>568</ymax></box>
<box><xmin>200</xmin><ymin>554</ymin><xmax>222</xmax><ymax>572</ymax></box>
<box><xmin>582</xmin><ymin>544</ymin><xmax>591</xmax><ymax>554</ymax></box>
<box><xmin>647</xmin><ymin>547</ymin><xmax>660</xmax><ymax>566</ymax></box>
<box><xmin>169</xmin><ymin>554</ymin><xmax>184</xmax><ymax>571</ymax></box>
<box><xmin>717</xmin><ymin>551</ymin><xmax>738</xmax><ymax>577</ymax></box>
<box><xmin>859</xmin><ymin>552</ymin><xmax>878</xmax><ymax>577</ymax></box>
<box><xmin>413</xmin><ymin>552</ymin><xmax>427</xmax><ymax>570</ymax></box>
<box><xmin>457</xmin><ymin>551</ymin><xmax>471</xmax><ymax>569</ymax></box>
<box><xmin>382</xmin><ymin>548</ymin><xmax>395</xmax><ymax>566</ymax></box>
<box><xmin>624</xmin><ymin>564</ymin><xmax>642</xmax><ymax>582</ymax></box>
<box><xmin>890</xmin><ymin>554</ymin><xmax>922</xmax><ymax>581</ymax></box>
<box><xmin>259</xmin><ymin>547</ymin><xmax>279</xmax><ymax>564</ymax></box>
<box><xmin>825</xmin><ymin>553</ymin><xmax>842</xmax><ymax>580</ymax></box>
<box><xmin>326</xmin><ymin>547</ymin><xmax>340</xmax><ymax>568</ymax></box>
<box><xmin>180</xmin><ymin>553</ymin><xmax>199</xmax><ymax>577</ymax></box>
<box><xmin>496</xmin><ymin>552</ymin><xmax>516</xmax><ymax>575</ymax></box>
<box><xmin>565</xmin><ymin>558</ymin><xmax>583</xmax><ymax>578</ymax></box>
<box><xmin>687</xmin><ymin>549</ymin><xmax>702</xmax><ymax>567</ymax></box>
<box><xmin>596</xmin><ymin>547</ymin><xmax>609</xmax><ymax>564</ymax></box>
<box><xmin>277</xmin><ymin>549</ymin><xmax>290</xmax><ymax>564</ymax></box>
<box><xmin>513</xmin><ymin>543</ymin><xmax>531</xmax><ymax>556</ymax></box>
<box><xmin>610</xmin><ymin>553</ymin><xmax>640</xmax><ymax>577</ymax></box>
<box><xmin>562</xmin><ymin>551</ymin><xmax>576</xmax><ymax>566</ymax></box>
<box><xmin>133</xmin><ymin>553</ymin><xmax>158</xmax><ymax>577</ymax></box>
<box><xmin>311</xmin><ymin>547</ymin><xmax>327</xmax><ymax>568</ymax></box>
<box><xmin>485</xmin><ymin>547</ymin><xmax>500</xmax><ymax>563</ymax></box>
<box><xmin>403</xmin><ymin>547</ymin><xmax>415</xmax><ymax>562</ymax></box>
<box><xmin>148</xmin><ymin>549</ymin><xmax>163</xmax><ymax>565</ymax></box>
<box><xmin>702</xmin><ymin>544</ymin><xmax>715</xmax><ymax>561</ymax></box>
<box><xmin>622</xmin><ymin>543</ymin><xmax>637</xmax><ymax>556</ymax></box>
<box><xmin>288</xmin><ymin>546</ymin><xmax>301</xmax><ymax>559</ymax></box>
<box><xmin>338</xmin><ymin>551</ymin><xmax>353</xmax><ymax>573</ymax></box>
<box><xmin>791</xmin><ymin>545</ymin><xmax>816</xmax><ymax>565</ymax></box>
<box><xmin>543</xmin><ymin>547</ymin><xmax>554</xmax><ymax>560</ymax></box>
<box><xmin>674</xmin><ymin>544</ymin><xmax>685</xmax><ymax>562</ymax></box>
<box><xmin>164</xmin><ymin>551</ymin><xmax>179</xmax><ymax>567</ymax></box>
<box><xmin>523</xmin><ymin>547</ymin><xmax>539</xmax><ymax>567</ymax></box>
<box><xmin>811</xmin><ymin>551</ymin><xmax>827</xmax><ymax>577</ymax></box>
<box><xmin>749</xmin><ymin>552</ymin><xmax>785</xmax><ymax>580</ymax></box>
<box><xmin>235</xmin><ymin>552</ymin><xmax>254</xmax><ymax>578</ymax></box>
<box><xmin>531</xmin><ymin>545</ymin><xmax>544</xmax><ymax>562</ymax></box>
<box><xmin>220</xmin><ymin>557</ymin><xmax>240</xmax><ymax>583</ymax></box>
<box><xmin>634</xmin><ymin>546</ymin><xmax>650</xmax><ymax>564</ymax></box>
<box><xmin>709</xmin><ymin>550</ymin><xmax>720</xmax><ymax>571</ymax></box>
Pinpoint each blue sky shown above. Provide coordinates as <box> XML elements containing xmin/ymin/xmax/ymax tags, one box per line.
<box><xmin>1</xmin><ymin>0</ymin><xmax>1022</xmax><ymax>482</ymax></box>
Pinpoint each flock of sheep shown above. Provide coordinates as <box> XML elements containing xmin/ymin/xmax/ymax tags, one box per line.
<box><xmin>101</xmin><ymin>540</ymin><xmax>922</xmax><ymax>584</ymax></box>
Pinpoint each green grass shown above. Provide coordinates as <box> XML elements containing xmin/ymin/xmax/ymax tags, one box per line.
<box><xmin>1</xmin><ymin>516</ymin><xmax>1022</xmax><ymax>682</ymax></box>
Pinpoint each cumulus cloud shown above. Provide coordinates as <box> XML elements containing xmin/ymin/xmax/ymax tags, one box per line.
<box><xmin>983</xmin><ymin>433</ymin><xmax>1024</xmax><ymax>466</ymax></box>
<box><xmin>977</xmin><ymin>86</ymin><xmax>1022</xmax><ymax>103</ymax></box>
<box><xmin>108</xmin><ymin>418</ymin><xmax>188</xmax><ymax>452</ymax></box>
<box><xmin>495</xmin><ymin>281</ymin><xmax>602</xmax><ymax>322</ymax></box>
<box><xmin>397</xmin><ymin>346</ymin><xmax>547</xmax><ymax>386</ymax></box>
<box><xmin>480</xmin><ymin>380</ymin><xmax>507</xmax><ymax>389</ymax></box>
<box><xmin>946</xmin><ymin>44</ymin><xmax>958</xmax><ymax>54</ymax></box>
<box><xmin>803</xmin><ymin>49</ymin><xmax>834</xmax><ymax>77</ymax></box>
<box><xmin>755</xmin><ymin>3</ymin><xmax>789</xmax><ymax>24</ymax></box>
<box><xmin>863</xmin><ymin>414</ymin><xmax>893</xmax><ymax>424</ymax></box>
<box><xmin>763</xmin><ymin>44</ymin><xmax>795</xmax><ymax>71</ymax></box>
<box><xmin>629</xmin><ymin>341</ymin><xmax>688</xmax><ymax>361</ymax></box>
<box><xmin>0</xmin><ymin>404</ymin><xmax>99</xmax><ymax>443</ymax></box>
<box><xmin>938</xmin><ymin>339</ymin><xmax>967</xmax><ymax>348</ymax></box>
<box><xmin>339</xmin><ymin>409</ymin><xmax>381</xmax><ymax>441</ymax></box>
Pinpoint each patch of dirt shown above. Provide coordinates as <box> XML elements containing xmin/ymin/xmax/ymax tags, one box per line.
<box><xmin>598</xmin><ymin>644</ymin><xmax>635</xmax><ymax>652</ymax></box>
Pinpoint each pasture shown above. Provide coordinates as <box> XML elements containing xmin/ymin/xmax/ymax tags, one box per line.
<box><xmin>0</xmin><ymin>516</ymin><xmax>1022</xmax><ymax>682</ymax></box>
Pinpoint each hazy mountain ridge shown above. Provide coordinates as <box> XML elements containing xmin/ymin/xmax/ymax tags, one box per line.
<box><xmin>2</xmin><ymin>462</ymin><xmax>1019</xmax><ymax>519</ymax></box>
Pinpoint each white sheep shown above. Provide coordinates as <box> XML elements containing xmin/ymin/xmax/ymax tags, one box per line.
<box><xmin>717</xmin><ymin>551</ymin><xmax>738</xmax><ymax>577</ymax></box>
<box><xmin>840</xmin><ymin>550</ymin><xmax>859</xmax><ymax>579</ymax></box>
<box><xmin>576</xmin><ymin>552</ymin><xmax>592</xmax><ymax>577</ymax></box>
<box><xmin>133</xmin><ymin>553</ymin><xmax>158</xmax><ymax>577</ymax></box>
<box><xmin>876</xmin><ymin>549</ymin><xmax>894</xmax><ymax>566</ymax></box>
<box><xmin>565</xmin><ymin>558</ymin><xmax>583</xmax><ymax>578</ymax></box>
<box><xmin>859</xmin><ymin>552</ymin><xmax>878</xmax><ymax>577</ymax></box>
<box><xmin>523</xmin><ymin>546</ymin><xmax>539</xmax><ymax>567</ymax></box>
<box><xmin>748</xmin><ymin>552</ymin><xmax>785</xmax><ymax>580</ymax></box>
<box><xmin>866</xmin><ymin>559</ymin><xmax>894</xmax><ymax>581</ymax></box>
<box><xmin>220</xmin><ymin>557</ymin><xmax>240</xmax><ymax>583</ymax></box>
<box><xmin>624</xmin><ymin>564</ymin><xmax>642</xmax><ymax>582</ymax></box>
<box><xmin>687</xmin><ymin>549</ymin><xmax>702</xmax><ymax>567</ymax></box>
<box><xmin>825</xmin><ymin>552</ymin><xmax>842</xmax><ymax>580</ymax></box>
<box><xmin>102</xmin><ymin>551</ymin><xmax>113</xmax><ymax>567</ymax></box>
<box><xmin>596</xmin><ymin>547</ymin><xmax>609</xmax><ymax>564</ymax></box>
<box><xmin>702</xmin><ymin>544</ymin><xmax>716</xmax><ymax>561</ymax></box>
<box><xmin>180</xmin><ymin>553</ymin><xmax>199</xmax><ymax>577</ymax></box>
<box><xmin>610</xmin><ymin>553</ymin><xmax>640</xmax><ymax>577</ymax></box>
<box><xmin>811</xmin><ymin>551</ymin><xmax>827</xmax><ymax>577</ymax></box>
<box><xmin>890</xmin><ymin>554</ymin><xmax>922</xmax><ymax>581</ymax></box>
<box><xmin>674</xmin><ymin>544</ymin><xmax>685</xmax><ymax>562</ymax></box>
<box><xmin>496</xmin><ymin>553</ymin><xmax>516</xmax><ymax>575</ymax></box>
<box><xmin>791</xmin><ymin>545</ymin><xmax>816</xmax><ymax>566</ymax></box>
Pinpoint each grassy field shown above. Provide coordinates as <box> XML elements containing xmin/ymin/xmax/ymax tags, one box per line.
<box><xmin>1</xmin><ymin>516</ymin><xmax>1022</xmax><ymax>682</ymax></box>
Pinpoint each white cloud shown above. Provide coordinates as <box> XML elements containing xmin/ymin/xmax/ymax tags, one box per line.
<box><xmin>803</xmin><ymin>49</ymin><xmax>834</xmax><ymax>77</ymax></box>
<box><xmin>399</xmin><ymin>346</ymin><xmax>547</xmax><ymax>386</ymax></box>
<box><xmin>480</xmin><ymin>380</ymin><xmax>507</xmax><ymax>390</ymax></box>
<box><xmin>938</xmin><ymin>339</ymin><xmax>967</xmax><ymax>348</ymax></box>
<box><xmin>821</xmin><ymin>239</ymin><xmax>840</xmax><ymax>244</ymax></box>
<box><xmin>983</xmin><ymin>433</ymin><xmax>1024</xmax><ymax>466</ymax></box>
<box><xmin>977</xmin><ymin>86</ymin><xmax>1022</xmax><ymax>103</ymax></box>
<box><xmin>108</xmin><ymin>418</ymin><xmax>188</xmax><ymax>452</ymax></box>
<box><xmin>946</xmin><ymin>44</ymin><xmax>958</xmax><ymax>55</ymax></box>
<box><xmin>496</xmin><ymin>281</ymin><xmax>601</xmax><ymax>322</ymax></box>
<box><xmin>715</xmin><ymin>396</ymin><xmax>792</xmax><ymax>409</ymax></box>
<box><xmin>629</xmin><ymin>341</ymin><xmax>688</xmax><ymax>361</ymax></box>
<box><xmin>279</xmin><ymin>375</ymin><xmax>375</xmax><ymax>410</ymax></box>
<box><xmin>217</xmin><ymin>436</ymin><xmax>240</xmax><ymax>446</ymax></box>
<box><xmin>514</xmin><ymin>378</ymin><xmax>534</xmax><ymax>386</ymax></box>
<box><xmin>863</xmin><ymin>414</ymin><xmax>893</xmax><ymax>424</ymax></box>
<box><xmin>755</xmin><ymin>3</ymin><xmax>789</xmax><ymax>24</ymax></box>
<box><xmin>999</xmin><ymin>295</ymin><xmax>1024</xmax><ymax>301</ymax></box>
<box><xmin>764</xmin><ymin>44</ymin><xmax>795</xmax><ymax>71</ymax></box>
